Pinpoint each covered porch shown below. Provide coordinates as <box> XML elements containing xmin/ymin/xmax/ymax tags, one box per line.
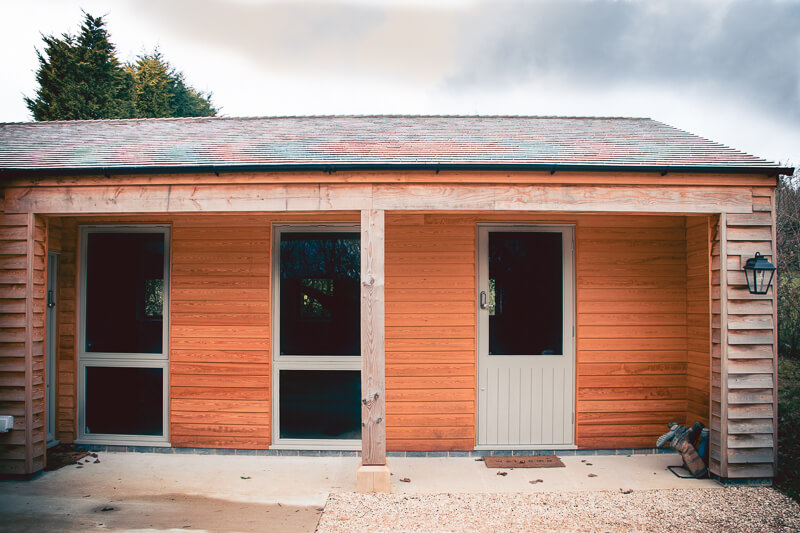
<box><xmin>0</xmin><ymin>177</ymin><xmax>778</xmax><ymax>486</ymax></box>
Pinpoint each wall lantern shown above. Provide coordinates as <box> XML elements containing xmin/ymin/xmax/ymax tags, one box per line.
<box><xmin>743</xmin><ymin>252</ymin><xmax>776</xmax><ymax>295</ymax></box>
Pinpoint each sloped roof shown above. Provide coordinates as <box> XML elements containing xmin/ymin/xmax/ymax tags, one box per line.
<box><xmin>0</xmin><ymin>115</ymin><xmax>790</xmax><ymax>175</ymax></box>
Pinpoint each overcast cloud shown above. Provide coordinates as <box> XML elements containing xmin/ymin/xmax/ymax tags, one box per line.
<box><xmin>2</xmin><ymin>0</ymin><xmax>799</xmax><ymax>166</ymax></box>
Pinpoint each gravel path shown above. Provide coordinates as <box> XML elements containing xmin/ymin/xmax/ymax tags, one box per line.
<box><xmin>316</xmin><ymin>487</ymin><xmax>800</xmax><ymax>533</ymax></box>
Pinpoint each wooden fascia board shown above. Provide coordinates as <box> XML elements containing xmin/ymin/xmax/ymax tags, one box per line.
<box><xmin>3</xmin><ymin>183</ymin><xmax>754</xmax><ymax>215</ymax></box>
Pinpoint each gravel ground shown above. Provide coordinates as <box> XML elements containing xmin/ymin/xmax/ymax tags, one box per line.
<box><xmin>316</xmin><ymin>487</ymin><xmax>800</xmax><ymax>533</ymax></box>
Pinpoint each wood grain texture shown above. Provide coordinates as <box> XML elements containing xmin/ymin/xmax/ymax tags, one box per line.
<box><xmin>3</xmin><ymin>183</ymin><xmax>755</xmax><ymax>215</ymax></box>
<box><xmin>718</xmin><ymin>195</ymin><xmax>777</xmax><ymax>479</ymax></box>
<box><xmin>685</xmin><ymin>217</ymin><xmax>711</xmax><ymax>427</ymax></box>
<box><xmin>575</xmin><ymin>215</ymin><xmax>692</xmax><ymax>449</ymax></box>
<box><xmin>361</xmin><ymin>209</ymin><xmax>386</xmax><ymax>465</ymax></box>
<box><xmin>170</xmin><ymin>215</ymin><xmax>271</xmax><ymax>449</ymax></box>
<box><xmin>384</xmin><ymin>214</ymin><xmax>476</xmax><ymax>451</ymax></box>
<box><xmin>0</xmin><ymin>213</ymin><xmax>47</xmax><ymax>475</ymax></box>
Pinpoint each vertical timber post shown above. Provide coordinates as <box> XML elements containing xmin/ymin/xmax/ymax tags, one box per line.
<box><xmin>357</xmin><ymin>209</ymin><xmax>390</xmax><ymax>492</ymax></box>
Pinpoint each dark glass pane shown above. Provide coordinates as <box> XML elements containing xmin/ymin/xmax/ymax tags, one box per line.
<box><xmin>85</xmin><ymin>366</ymin><xmax>163</xmax><ymax>436</ymax></box>
<box><xmin>489</xmin><ymin>232</ymin><xmax>563</xmax><ymax>355</ymax></box>
<box><xmin>280</xmin><ymin>232</ymin><xmax>360</xmax><ymax>355</ymax></box>
<box><xmin>85</xmin><ymin>233</ymin><xmax>164</xmax><ymax>353</ymax></box>
<box><xmin>279</xmin><ymin>370</ymin><xmax>361</xmax><ymax>439</ymax></box>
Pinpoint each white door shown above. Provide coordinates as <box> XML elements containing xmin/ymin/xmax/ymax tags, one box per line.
<box><xmin>477</xmin><ymin>226</ymin><xmax>575</xmax><ymax>448</ymax></box>
<box><xmin>46</xmin><ymin>251</ymin><xmax>58</xmax><ymax>446</ymax></box>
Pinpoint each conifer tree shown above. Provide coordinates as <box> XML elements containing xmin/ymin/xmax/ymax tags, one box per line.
<box><xmin>26</xmin><ymin>12</ymin><xmax>217</xmax><ymax>121</ymax></box>
<box><xmin>25</xmin><ymin>12</ymin><xmax>134</xmax><ymax>120</ymax></box>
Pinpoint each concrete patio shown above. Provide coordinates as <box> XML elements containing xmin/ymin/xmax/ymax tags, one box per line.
<box><xmin>0</xmin><ymin>451</ymin><xmax>720</xmax><ymax>532</ymax></box>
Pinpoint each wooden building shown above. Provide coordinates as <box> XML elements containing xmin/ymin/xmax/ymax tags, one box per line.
<box><xmin>0</xmin><ymin>116</ymin><xmax>790</xmax><ymax>489</ymax></box>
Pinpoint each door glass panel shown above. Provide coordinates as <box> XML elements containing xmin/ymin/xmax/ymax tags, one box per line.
<box><xmin>85</xmin><ymin>366</ymin><xmax>163</xmax><ymax>436</ymax></box>
<box><xmin>280</xmin><ymin>232</ymin><xmax>360</xmax><ymax>356</ymax></box>
<box><xmin>279</xmin><ymin>370</ymin><xmax>361</xmax><ymax>439</ymax></box>
<box><xmin>85</xmin><ymin>233</ymin><xmax>165</xmax><ymax>353</ymax></box>
<box><xmin>488</xmin><ymin>232</ymin><xmax>563</xmax><ymax>355</ymax></box>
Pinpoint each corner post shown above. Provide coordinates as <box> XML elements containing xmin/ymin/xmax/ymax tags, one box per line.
<box><xmin>357</xmin><ymin>209</ymin><xmax>389</xmax><ymax>492</ymax></box>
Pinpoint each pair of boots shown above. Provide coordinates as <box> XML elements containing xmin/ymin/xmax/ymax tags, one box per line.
<box><xmin>656</xmin><ymin>421</ymin><xmax>708</xmax><ymax>478</ymax></box>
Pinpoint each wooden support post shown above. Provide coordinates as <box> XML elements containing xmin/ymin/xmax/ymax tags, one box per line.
<box><xmin>357</xmin><ymin>209</ymin><xmax>390</xmax><ymax>492</ymax></box>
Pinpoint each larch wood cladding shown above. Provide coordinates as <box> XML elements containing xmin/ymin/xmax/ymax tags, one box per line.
<box><xmin>170</xmin><ymin>215</ymin><xmax>272</xmax><ymax>449</ymax></box>
<box><xmin>54</xmin><ymin>219</ymin><xmax>77</xmax><ymax>444</ymax></box>
<box><xmin>384</xmin><ymin>214</ymin><xmax>477</xmax><ymax>451</ymax></box>
<box><xmin>573</xmin><ymin>215</ymin><xmax>694</xmax><ymax>449</ymax></box>
<box><xmin>709</xmin><ymin>192</ymin><xmax>777</xmax><ymax>478</ymax></box>
<box><xmin>0</xmin><ymin>213</ymin><xmax>46</xmax><ymax>475</ymax></box>
<box><xmin>686</xmin><ymin>217</ymin><xmax>711</xmax><ymax>427</ymax></box>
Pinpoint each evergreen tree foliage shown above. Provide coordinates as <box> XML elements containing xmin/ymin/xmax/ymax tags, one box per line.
<box><xmin>25</xmin><ymin>12</ymin><xmax>134</xmax><ymax>120</ymax></box>
<box><xmin>127</xmin><ymin>51</ymin><xmax>217</xmax><ymax>118</ymax></box>
<box><xmin>26</xmin><ymin>12</ymin><xmax>217</xmax><ymax>121</ymax></box>
<box><xmin>127</xmin><ymin>52</ymin><xmax>175</xmax><ymax>118</ymax></box>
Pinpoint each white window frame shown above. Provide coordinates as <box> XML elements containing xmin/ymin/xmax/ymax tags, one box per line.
<box><xmin>271</xmin><ymin>224</ymin><xmax>361</xmax><ymax>450</ymax></box>
<box><xmin>77</xmin><ymin>225</ymin><xmax>170</xmax><ymax>446</ymax></box>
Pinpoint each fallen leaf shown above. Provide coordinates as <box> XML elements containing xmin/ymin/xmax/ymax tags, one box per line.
<box><xmin>620</xmin><ymin>489</ymin><xmax>633</xmax><ymax>494</ymax></box>
<box><xmin>529</xmin><ymin>479</ymin><xmax>544</xmax><ymax>484</ymax></box>
<box><xmin>497</xmin><ymin>471</ymin><xmax>508</xmax><ymax>476</ymax></box>
<box><xmin>94</xmin><ymin>459</ymin><xmax>101</xmax><ymax>464</ymax></box>
<box><xmin>240</xmin><ymin>476</ymin><xmax>251</xmax><ymax>480</ymax></box>
<box><xmin>90</xmin><ymin>453</ymin><xmax>98</xmax><ymax>458</ymax></box>
<box><xmin>400</xmin><ymin>477</ymin><xmax>411</xmax><ymax>483</ymax></box>
<box><xmin>585</xmin><ymin>463</ymin><xmax>593</xmax><ymax>466</ymax></box>
<box><xmin>83</xmin><ymin>495</ymin><xmax>91</xmax><ymax>498</ymax></box>
<box><xmin>588</xmin><ymin>473</ymin><xmax>597</xmax><ymax>478</ymax></box>
<box><xmin>101</xmin><ymin>506</ymin><xmax>115</xmax><ymax>512</ymax></box>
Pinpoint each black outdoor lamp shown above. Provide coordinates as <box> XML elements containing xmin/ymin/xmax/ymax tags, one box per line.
<box><xmin>743</xmin><ymin>252</ymin><xmax>776</xmax><ymax>295</ymax></box>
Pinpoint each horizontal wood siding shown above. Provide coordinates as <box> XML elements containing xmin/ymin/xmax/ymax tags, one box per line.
<box><xmin>721</xmin><ymin>191</ymin><xmax>777</xmax><ymax>478</ymax></box>
<box><xmin>575</xmin><ymin>215</ymin><xmax>689</xmax><ymax>449</ymax></box>
<box><xmin>54</xmin><ymin>219</ymin><xmax>77</xmax><ymax>444</ymax></box>
<box><xmin>384</xmin><ymin>214</ymin><xmax>477</xmax><ymax>450</ymax></box>
<box><xmin>170</xmin><ymin>216</ymin><xmax>272</xmax><ymax>449</ymax></box>
<box><xmin>686</xmin><ymin>216</ymin><xmax>711</xmax><ymax>427</ymax></box>
<box><xmin>0</xmin><ymin>213</ymin><xmax>46</xmax><ymax>475</ymax></box>
<box><xmin>38</xmin><ymin>211</ymin><xmax>715</xmax><ymax>454</ymax></box>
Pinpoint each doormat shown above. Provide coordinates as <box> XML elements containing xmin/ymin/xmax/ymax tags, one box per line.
<box><xmin>483</xmin><ymin>455</ymin><xmax>565</xmax><ymax>468</ymax></box>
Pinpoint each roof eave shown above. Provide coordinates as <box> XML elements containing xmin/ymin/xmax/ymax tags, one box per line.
<box><xmin>0</xmin><ymin>162</ymin><xmax>793</xmax><ymax>179</ymax></box>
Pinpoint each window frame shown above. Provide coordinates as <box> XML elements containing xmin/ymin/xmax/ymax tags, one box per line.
<box><xmin>271</xmin><ymin>224</ymin><xmax>361</xmax><ymax>450</ymax></box>
<box><xmin>77</xmin><ymin>225</ymin><xmax>170</xmax><ymax>446</ymax></box>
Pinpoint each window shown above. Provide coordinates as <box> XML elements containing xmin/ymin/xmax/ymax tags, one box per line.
<box><xmin>272</xmin><ymin>225</ymin><xmax>361</xmax><ymax>448</ymax></box>
<box><xmin>78</xmin><ymin>226</ymin><xmax>169</xmax><ymax>445</ymax></box>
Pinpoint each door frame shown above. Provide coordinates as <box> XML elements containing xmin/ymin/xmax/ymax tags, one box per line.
<box><xmin>476</xmin><ymin>224</ymin><xmax>576</xmax><ymax>449</ymax></box>
<box><xmin>270</xmin><ymin>223</ymin><xmax>361</xmax><ymax>450</ymax></box>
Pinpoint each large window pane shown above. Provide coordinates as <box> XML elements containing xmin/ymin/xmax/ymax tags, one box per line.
<box><xmin>280</xmin><ymin>232</ymin><xmax>360</xmax><ymax>355</ymax></box>
<box><xmin>85</xmin><ymin>233</ymin><xmax>164</xmax><ymax>354</ymax></box>
<box><xmin>279</xmin><ymin>370</ymin><xmax>361</xmax><ymax>439</ymax></box>
<box><xmin>85</xmin><ymin>366</ymin><xmax>163</xmax><ymax>436</ymax></box>
<box><xmin>489</xmin><ymin>232</ymin><xmax>563</xmax><ymax>355</ymax></box>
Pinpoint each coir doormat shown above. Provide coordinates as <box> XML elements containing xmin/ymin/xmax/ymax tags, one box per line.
<box><xmin>483</xmin><ymin>455</ymin><xmax>565</xmax><ymax>468</ymax></box>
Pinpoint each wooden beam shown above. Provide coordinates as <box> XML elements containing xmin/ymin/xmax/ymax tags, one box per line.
<box><xmin>3</xmin><ymin>183</ymin><xmax>754</xmax><ymax>214</ymax></box>
<box><xmin>361</xmin><ymin>209</ymin><xmax>386</xmax><ymax>465</ymax></box>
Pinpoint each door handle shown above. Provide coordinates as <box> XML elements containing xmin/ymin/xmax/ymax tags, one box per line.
<box><xmin>480</xmin><ymin>291</ymin><xmax>494</xmax><ymax>310</ymax></box>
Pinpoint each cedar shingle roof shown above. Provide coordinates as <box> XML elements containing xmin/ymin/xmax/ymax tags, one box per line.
<box><xmin>0</xmin><ymin>115</ymin><xmax>790</xmax><ymax>175</ymax></box>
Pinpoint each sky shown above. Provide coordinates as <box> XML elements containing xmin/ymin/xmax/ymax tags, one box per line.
<box><xmin>2</xmin><ymin>0</ymin><xmax>799</xmax><ymax>167</ymax></box>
